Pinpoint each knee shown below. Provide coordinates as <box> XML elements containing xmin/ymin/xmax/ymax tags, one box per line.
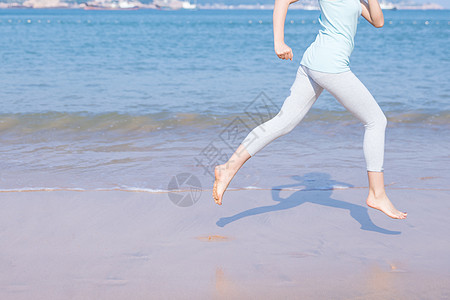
<box><xmin>269</xmin><ymin>111</ymin><xmax>297</xmax><ymax>136</ymax></box>
<box><xmin>378</xmin><ymin>114</ymin><xmax>387</xmax><ymax>129</ymax></box>
<box><xmin>278</xmin><ymin>121</ymin><xmax>297</xmax><ymax>136</ymax></box>
<box><xmin>365</xmin><ymin>113</ymin><xmax>387</xmax><ymax>131</ymax></box>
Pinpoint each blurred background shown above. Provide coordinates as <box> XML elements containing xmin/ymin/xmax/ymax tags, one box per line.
<box><xmin>0</xmin><ymin>3</ymin><xmax>448</xmax><ymax>193</ymax></box>
<box><xmin>0</xmin><ymin>0</ymin><xmax>447</xmax><ymax>10</ymax></box>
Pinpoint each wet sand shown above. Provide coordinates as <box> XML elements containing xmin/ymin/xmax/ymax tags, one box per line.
<box><xmin>0</xmin><ymin>187</ymin><xmax>449</xmax><ymax>299</ymax></box>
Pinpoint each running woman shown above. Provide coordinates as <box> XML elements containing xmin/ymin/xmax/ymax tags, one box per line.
<box><xmin>213</xmin><ymin>0</ymin><xmax>407</xmax><ymax>219</ymax></box>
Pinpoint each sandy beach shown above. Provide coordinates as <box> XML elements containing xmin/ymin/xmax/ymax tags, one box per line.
<box><xmin>1</xmin><ymin>187</ymin><xmax>449</xmax><ymax>299</ymax></box>
<box><xmin>1</xmin><ymin>8</ymin><xmax>449</xmax><ymax>300</ymax></box>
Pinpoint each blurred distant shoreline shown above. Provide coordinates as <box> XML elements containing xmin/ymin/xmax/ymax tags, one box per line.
<box><xmin>0</xmin><ymin>6</ymin><xmax>447</xmax><ymax>10</ymax></box>
<box><xmin>0</xmin><ymin>0</ymin><xmax>446</xmax><ymax>10</ymax></box>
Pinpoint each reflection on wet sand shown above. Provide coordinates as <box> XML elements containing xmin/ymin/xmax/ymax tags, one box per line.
<box><xmin>214</xmin><ymin>267</ymin><xmax>240</xmax><ymax>300</ymax></box>
<box><xmin>196</xmin><ymin>235</ymin><xmax>231</xmax><ymax>242</ymax></box>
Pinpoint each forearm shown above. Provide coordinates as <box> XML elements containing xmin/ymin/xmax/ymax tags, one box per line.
<box><xmin>273</xmin><ymin>0</ymin><xmax>295</xmax><ymax>44</ymax></box>
<box><xmin>367</xmin><ymin>0</ymin><xmax>384</xmax><ymax>27</ymax></box>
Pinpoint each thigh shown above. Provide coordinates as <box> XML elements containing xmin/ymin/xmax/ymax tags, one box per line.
<box><xmin>293</xmin><ymin>64</ymin><xmax>324</xmax><ymax>99</ymax></box>
<box><xmin>254</xmin><ymin>65</ymin><xmax>324</xmax><ymax>135</ymax></box>
<box><xmin>305</xmin><ymin>68</ymin><xmax>385</xmax><ymax>123</ymax></box>
<box><xmin>281</xmin><ymin>65</ymin><xmax>324</xmax><ymax>114</ymax></box>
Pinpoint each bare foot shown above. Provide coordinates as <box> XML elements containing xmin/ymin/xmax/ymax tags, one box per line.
<box><xmin>366</xmin><ymin>193</ymin><xmax>407</xmax><ymax>219</ymax></box>
<box><xmin>212</xmin><ymin>164</ymin><xmax>235</xmax><ymax>205</ymax></box>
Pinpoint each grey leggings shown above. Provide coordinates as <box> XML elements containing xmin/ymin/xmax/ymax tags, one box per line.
<box><xmin>240</xmin><ymin>64</ymin><xmax>387</xmax><ymax>172</ymax></box>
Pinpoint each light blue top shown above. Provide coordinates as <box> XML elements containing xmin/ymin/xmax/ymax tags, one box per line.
<box><xmin>300</xmin><ymin>0</ymin><xmax>362</xmax><ymax>73</ymax></box>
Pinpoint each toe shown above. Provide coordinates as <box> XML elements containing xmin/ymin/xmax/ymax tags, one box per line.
<box><xmin>394</xmin><ymin>212</ymin><xmax>403</xmax><ymax>219</ymax></box>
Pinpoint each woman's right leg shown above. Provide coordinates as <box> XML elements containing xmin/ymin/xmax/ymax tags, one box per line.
<box><xmin>240</xmin><ymin>66</ymin><xmax>324</xmax><ymax>156</ymax></box>
<box><xmin>302</xmin><ymin>66</ymin><xmax>406</xmax><ymax>219</ymax></box>
<box><xmin>213</xmin><ymin>65</ymin><xmax>324</xmax><ymax>205</ymax></box>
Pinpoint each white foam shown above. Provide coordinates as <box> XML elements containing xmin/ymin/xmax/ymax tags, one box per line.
<box><xmin>0</xmin><ymin>186</ymin><xmax>171</xmax><ymax>193</ymax></box>
<box><xmin>243</xmin><ymin>186</ymin><xmax>261</xmax><ymax>190</ymax></box>
<box><xmin>332</xmin><ymin>185</ymin><xmax>350</xmax><ymax>190</ymax></box>
<box><xmin>0</xmin><ymin>187</ymin><xmax>85</xmax><ymax>192</ymax></box>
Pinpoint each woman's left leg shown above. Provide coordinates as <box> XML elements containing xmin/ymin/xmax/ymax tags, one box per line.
<box><xmin>303</xmin><ymin>67</ymin><xmax>407</xmax><ymax>219</ymax></box>
<box><xmin>304</xmin><ymin>68</ymin><xmax>386</xmax><ymax>172</ymax></box>
<box><xmin>213</xmin><ymin>65</ymin><xmax>324</xmax><ymax>205</ymax></box>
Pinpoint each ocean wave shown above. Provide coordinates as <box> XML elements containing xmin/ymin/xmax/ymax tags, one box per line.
<box><xmin>1</xmin><ymin>185</ymin><xmax>447</xmax><ymax>193</ymax></box>
<box><xmin>0</xmin><ymin>110</ymin><xmax>448</xmax><ymax>135</ymax></box>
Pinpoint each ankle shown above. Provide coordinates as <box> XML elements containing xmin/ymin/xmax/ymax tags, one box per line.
<box><xmin>368</xmin><ymin>190</ymin><xmax>387</xmax><ymax>199</ymax></box>
<box><xmin>219</xmin><ymin>162</ymin><xmax>239</xmax><ymax>174</ymax></box>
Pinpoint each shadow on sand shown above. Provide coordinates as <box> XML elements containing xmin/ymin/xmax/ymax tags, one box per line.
<box><xmin>216</xmin><ymin>172</ymin><xmax>400</xmax><ymax>235</ymax></box>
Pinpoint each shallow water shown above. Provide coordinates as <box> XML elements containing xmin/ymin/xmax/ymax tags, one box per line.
<box><xmin>0</xmin><ymin>9</ymin><xmax>449</xmax><ymax>192</ymax></box>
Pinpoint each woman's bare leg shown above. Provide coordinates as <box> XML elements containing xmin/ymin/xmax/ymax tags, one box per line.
<box><xmin>366</xmin><ymin>171</ymin><xmax>407</xmax><ymax>219</ymax></box>
<box><xmin>302</xmin><ymin>66</ymin><xmax>407</xmax><ymax>219</ymax></box>
<box><xmin>213</xmin><ymin>144</ymin><xmax>251</xmax><ymax>205</ymax></box>
<box><xmin>212</xmin><ymin>65</ymin><xmax>323</xmax><ymax>205</ymax></box>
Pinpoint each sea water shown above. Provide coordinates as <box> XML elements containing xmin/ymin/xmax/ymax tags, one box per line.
<box><xmin>0</xmin><ymin>9</ymin><xmax>449</xmax><ymax>194</ymax></box>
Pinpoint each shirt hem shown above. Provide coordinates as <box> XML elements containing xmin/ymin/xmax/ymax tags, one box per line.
<box><xmin>300</xmin><ymin>62</ymin><xmax>351</xmax><ymax>74</ymax></box>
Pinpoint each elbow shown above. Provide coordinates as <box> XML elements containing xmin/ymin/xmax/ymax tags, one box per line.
<box><xmin>276</xmin><ymin>0</ymin><xmax>298</xmax><ymax>6</ymax></box>
<box><xmin>373</xmin><ymin>19</ymin><xmax>384</xmax><ymax>28</ymax></box>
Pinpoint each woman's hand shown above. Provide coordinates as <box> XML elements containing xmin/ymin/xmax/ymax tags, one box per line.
<box><xmin>274</xmin><ymin>42</ymin><xmax>293</xmax><ymax>60</ymax></box>
<box><xmin>273</xmin><ymin>0</ymin><xmax>296</xmax><ymax>61</ymax></box>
